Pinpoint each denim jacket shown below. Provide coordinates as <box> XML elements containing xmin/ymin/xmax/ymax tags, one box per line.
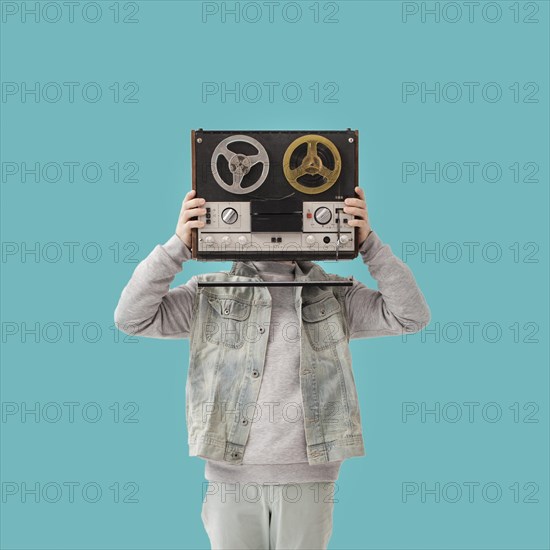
<box><xmin>114</xmin><ymin>231</ymin><xmax>431</xmax><ymax>466</ymax></box>
<box><xmin>189</xmin><ymin>259</ymin><xmax>366</xmax><ymax>465</ymax></box>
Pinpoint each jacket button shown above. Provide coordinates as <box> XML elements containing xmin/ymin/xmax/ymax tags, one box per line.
<box><xmin>258</xmin><ymin>326</ymin><xmax>265</xmax><ymax>333</ymax></box>
<box><xmin>224</xmin><ymin>308</ymin><xmax>230</xmax><ymax>315</ymax></box>
<box><xmin>251</xmin><ymin>369</ymin><xmax>260</xmax><ymax>378</ymax></box>
<box><xmin>231</xmin><ymin>451</ymin><xmax>239</xmax><ymax>459</ymax></box>
<box><xmin>320</xmin><ymin>309</ymin><xmax>325</xmax><ymax>315</ymax></box>
<box><xmin>240</xmin><ymin>418</ymin><xmax>249</xmax><ymax>426</ymax></box>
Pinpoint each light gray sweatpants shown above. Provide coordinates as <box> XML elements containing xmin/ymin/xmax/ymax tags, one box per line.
<box><xmin>201</xmin><ymin>481</ymin><xmax>336</xmax><ymax>550</ymax></box>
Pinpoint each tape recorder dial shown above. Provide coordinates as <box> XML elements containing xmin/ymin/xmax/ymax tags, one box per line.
<box><xmin>191</xmin><ymin>129</ymin><xmax>359</xmax><ymax>261</ymax></box>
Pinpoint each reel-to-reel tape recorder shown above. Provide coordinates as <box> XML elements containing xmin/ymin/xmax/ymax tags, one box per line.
<box><xmin>191</xmin><ymin>129</ymin><xmax>359</xmax><ymax>261</ymax></box>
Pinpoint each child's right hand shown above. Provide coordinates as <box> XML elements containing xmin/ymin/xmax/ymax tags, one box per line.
<box><xmin>175</xmin><ymin>189</ymin><xmax>206</xmax><ymax>250</ymax></box>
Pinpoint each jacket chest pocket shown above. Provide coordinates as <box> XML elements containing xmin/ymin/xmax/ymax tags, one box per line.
<box><xmin>205</xmin><ymin>296</ymin><xmax>252</xmax><ymax>349</ymax></box>
<box><xmin>302</xmin><ymin>295</ymin><xmax>347</xmax><ymax>351</ymax></box>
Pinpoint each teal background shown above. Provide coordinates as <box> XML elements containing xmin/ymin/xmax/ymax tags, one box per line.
<box><xmin>1</xmin><ymin>1</ymin><xmax>548</xmax><ymax>548</ymax></box>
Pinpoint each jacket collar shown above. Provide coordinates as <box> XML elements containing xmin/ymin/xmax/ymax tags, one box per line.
<box><xmin>229</xmin><ymin>259</ymin><xmax>325</xmax><ymax>281</ymax></box>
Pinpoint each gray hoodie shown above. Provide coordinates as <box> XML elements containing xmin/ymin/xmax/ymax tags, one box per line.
<box><xmin>114</xmin><ymin>231</ymin><xmax>431</xmax><ymax>484</ymax></box>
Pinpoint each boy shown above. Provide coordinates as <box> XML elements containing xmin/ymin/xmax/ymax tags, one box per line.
<box><xmin>114</xmin><ymin>186</ymin><xmax>430</xmax><ymax>549</ymax></box>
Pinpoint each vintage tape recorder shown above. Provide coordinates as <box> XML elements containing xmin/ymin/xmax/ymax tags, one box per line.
<box><xmin>191</xmin><ymin>129</ymin><xmax>359</xmax><ymax>261</ymax></box>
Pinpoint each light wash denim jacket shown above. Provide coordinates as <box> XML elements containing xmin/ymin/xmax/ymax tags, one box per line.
<box><xmin>114</xmin><ymin>231</ymin><xmax>431</xmax><ymax>466</ymax></box>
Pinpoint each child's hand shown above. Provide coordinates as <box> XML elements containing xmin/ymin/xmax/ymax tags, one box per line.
<box><xmin>176</xmin><ymin>189</ymin><xmax>206</xmax><ymax>250</ymax></box>
<box><xmin>344</xmin><ymin>186</ymin><xmax>372</xmax><ymax>247</ymax></box>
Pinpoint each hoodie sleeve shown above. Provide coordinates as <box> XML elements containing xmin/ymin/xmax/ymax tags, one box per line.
<box><xmin>113</xmin><ymin>234</ymin><xmax>198</xmax><ymax>339</ymax></box>
<box><xmin>343</xmin><ymin>231</ymin><xmax>431</xmax><ymax>339</ymax></box>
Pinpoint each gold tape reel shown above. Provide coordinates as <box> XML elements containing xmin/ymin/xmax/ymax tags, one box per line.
<box><xmin>283</xmin><ymin>135</ymin><xmax>342</xmax><ymax>194</ymax></box>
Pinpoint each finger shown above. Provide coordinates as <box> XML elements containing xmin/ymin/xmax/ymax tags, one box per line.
<box><xmin>183</xmin><ymin>207</ymin><xmax>207</xmax><ymax>221</ymax></box>
<box><xmin>184</xmin><ymin>198</ymin><xmax>206</xmax><ymax>210</ymax></box>
<box><xmin>186</xmin><ymin>219</ymin><xmax>205</xmax><ymax>228</ymax></box>
<box><xmin>343</xmin><ymin>205</ymin><xmax>367</xmax><ymax>218</ymax></box>
<box><xmin>183</xmin><ymin>206</ymin><xmax>206</xmax><ymax>221</ymax></box>
<box><xmin>347</xmin><ymin>219</ymin><xmax>368</xmax><ymax>227</ymax></box>
<box><xmin>354</xmin><ymin>186</ymin><xmax>365</xmax><ymax>199</ymax></box>
<box><xmin>183</xmin><ymin>189</ymin><xmax>196</xmax><ymax>202</ymax></box>
<box><xmin>344</xmin><ymin>197</ymin><xmax>366</xmax><ymax>209</ymax></box>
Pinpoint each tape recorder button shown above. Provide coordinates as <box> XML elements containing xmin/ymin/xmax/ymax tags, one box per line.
<box><xmin>222</xmin><ymin>207</ymin><xmax>238</xmax><ymax>225</ymax></box>
<box><xmin>238</xmin><ymin>236</ymin><xmax>247</xmax><ymax>245</ymax></box>
<box><xmin>306</xmin><ymin>235</ymin><xmax>316</xmax><ymax>246</ymax></box>
<box><xmin>314</xmin><ymin>207</ymin><xmax>332</xmax><ymax>225</ymax></box>
<box><xmin>339</xmin><ymin>235</ymin><xmax>350</xmax><ymax>244</ymax></box>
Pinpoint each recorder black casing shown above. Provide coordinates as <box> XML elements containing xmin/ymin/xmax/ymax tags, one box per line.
<box><xmin>191</xmin><ymin>129</ymin><xmax>359</xmax><ymax>261</ymax></box>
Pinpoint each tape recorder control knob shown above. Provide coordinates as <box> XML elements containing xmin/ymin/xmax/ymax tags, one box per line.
<box><xmin>338</xmin><ymin>235</ymin><xmax>350</xmax><ymax>244</ymax></box>
<box><xmin>222</xmin><ymin>207</ymin><xmax>238</xmax><ymax>225</ymax></box>
<box><xmin>204</xmin><ymin>236</ymin><xmax>214</xmax><ymax>244</ymax></box>
<box><xmin>314</xmin><ymin>207</ymin><xmax>332</xmax><ymax>225</ymax></box>
<box><xmin>238</xmin><ymin>236</ymin><xmax>247</xmax><ymax>245</ymax></box>
<box><xmin>221</xmin><ymin>236</ymin><xmax>231</xmax><ymax>245</ymax></box>
<box><xmin>306</xmin><ymin>235</ymin><xmax>316</xmax><ymax>246</ymax></box>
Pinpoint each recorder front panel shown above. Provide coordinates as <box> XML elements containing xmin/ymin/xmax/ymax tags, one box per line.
<box><xmin>197</xmin><ymin>201</ymin><xmax>354</xmax><ymax>255</ymax></box>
